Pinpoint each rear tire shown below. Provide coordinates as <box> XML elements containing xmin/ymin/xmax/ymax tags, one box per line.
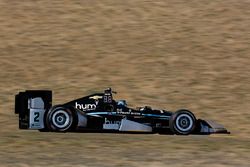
<box><xmin>46</xmin><ymin>106</ymin><xmax>77</xmax><ymax>132</ymax></box>
<box><xmin>170</xmin><ymin>109</ymin><xmax>196</xmax><ymax>135</ymax></box>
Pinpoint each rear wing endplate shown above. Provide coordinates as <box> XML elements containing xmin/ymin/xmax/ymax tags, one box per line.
<box><xmin>15</xmin><ymin>90</ymin><xmax>52</xmax><ymax>129</ymax></box>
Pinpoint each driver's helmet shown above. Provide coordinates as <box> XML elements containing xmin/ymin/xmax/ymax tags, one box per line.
<box><xmin>140</xmin><ymin>106</ymin><xmax>152</xmax><ymax>112</ymax></box>
<box><xmin>117</xmin><ymin>100</ymin><xmax>127</xmax><ymax>107</ymax></box>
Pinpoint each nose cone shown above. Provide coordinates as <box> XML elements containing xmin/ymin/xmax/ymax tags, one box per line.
<box><xmin>198</xmin><ymin>119</ymin><xmax>230</xmax><ymax>134</ymax></box>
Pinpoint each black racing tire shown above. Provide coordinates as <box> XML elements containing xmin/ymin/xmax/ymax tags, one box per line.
<box><xmin>46</xmin><ymin>106</ymin><xmax>78</xmax><ymax>132</ymax></box>
<box><xmin>169</xmin><ymin>109</ymin><xmax>196</xmax><ymax>135</ymax></box>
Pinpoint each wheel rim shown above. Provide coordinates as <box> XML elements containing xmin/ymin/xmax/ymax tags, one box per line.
<box><xmin>52</xmin><ymin>110</ymin><xmax>71</xmax><ymax>129</ymax></box>
<box><xmin>175</xmin><ymin>114</ymin><xmax>193</xmax><ymax>132</ymax></box>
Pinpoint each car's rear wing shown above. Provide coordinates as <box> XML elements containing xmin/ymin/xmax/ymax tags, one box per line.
<box><xmin>15</xmin><ymin>90</ymin><xmax>52</xmax><ymax>129</ymax></box>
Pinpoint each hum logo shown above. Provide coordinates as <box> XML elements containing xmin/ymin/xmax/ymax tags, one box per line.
<box><xmin>104</xmin><ymin>118</ymin><xmax>121</xmax><ymax>125</ymax></box>
<box><xmin>75</xmin><ymin>102</ymin><xmax>96</xmax><ymax>111</ymax></box>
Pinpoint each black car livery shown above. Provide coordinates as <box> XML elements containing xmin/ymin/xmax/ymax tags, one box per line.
<box><xmin>15</xmin><ymin>88</ymin><xmax>229</xmax><ymax>135</ymax></box>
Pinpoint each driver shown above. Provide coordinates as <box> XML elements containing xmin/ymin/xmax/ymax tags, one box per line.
<box><xmin>117</xmin><ymin>100</ymin><xmax>127</xmax><ymax>107</ymax></box>
<box><xmin>139</xmin><ymin>106</ymin><xmax>152</xmax><ymax>112</ymax></box>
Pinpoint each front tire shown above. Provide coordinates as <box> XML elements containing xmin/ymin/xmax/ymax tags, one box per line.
<box><xmin>46</xmin><ymin>106</ymin><xmax>77</xmax><ymax>132</ymax></box>
<box><xmin>170</xmin><ymin>109</ymin><xmax>196</xmax><ymax>135</ymax></box>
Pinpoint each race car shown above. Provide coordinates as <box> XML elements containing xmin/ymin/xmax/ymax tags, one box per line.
<box><xmin>15</xmin><ymin>88</ymin><xmax>229</xmax><ymax>135</ymax></box>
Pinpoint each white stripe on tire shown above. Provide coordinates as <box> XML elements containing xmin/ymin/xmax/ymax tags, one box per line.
<box><xmin>175</xmin><ymin>114</ymin><xmax>193</xmax><ymax>132</ymax></box>
<box><xmin>52</xmin><ymin>110</ymin><xmax>71</xmax><ymax>129</ymax></box>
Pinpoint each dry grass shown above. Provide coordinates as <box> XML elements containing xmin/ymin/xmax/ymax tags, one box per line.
<box><xmin>0</xmin><ymin>0</ymin><xmax>250</xmax><ymax>166</ymax></box>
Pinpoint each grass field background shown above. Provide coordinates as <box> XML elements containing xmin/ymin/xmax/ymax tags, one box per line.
<box><xmin>0</xmin><ymin>0</ymin><xmax>250</xmax><ymax>166</ymax></box>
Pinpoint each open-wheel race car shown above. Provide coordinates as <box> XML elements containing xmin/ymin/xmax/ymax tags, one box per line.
<box><xmin>15</xmin><ymin>88</ymin><xmax>229</xmax><ymax>135</ymax></box>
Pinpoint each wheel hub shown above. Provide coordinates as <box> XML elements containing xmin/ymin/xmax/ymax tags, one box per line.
<box><xmin>52</xmin><ymin>110</ymin><xmax>71</xmax><ymax>129</ymax></box>
<box><xmin>175</xmin><ymin>114</ymin><xmax>193</xmax><ymax>132</ymax></box>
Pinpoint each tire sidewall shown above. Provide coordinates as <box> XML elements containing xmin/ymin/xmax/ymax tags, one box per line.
<box><xmin>46</xmin><ymin>106</ymin><xmax>76</xmax><ymax>132</ymax></box>
<box><xmin>170</xmin><ymin>109</ymin><xmax>196</xmax><ymax>135</ymax></box>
